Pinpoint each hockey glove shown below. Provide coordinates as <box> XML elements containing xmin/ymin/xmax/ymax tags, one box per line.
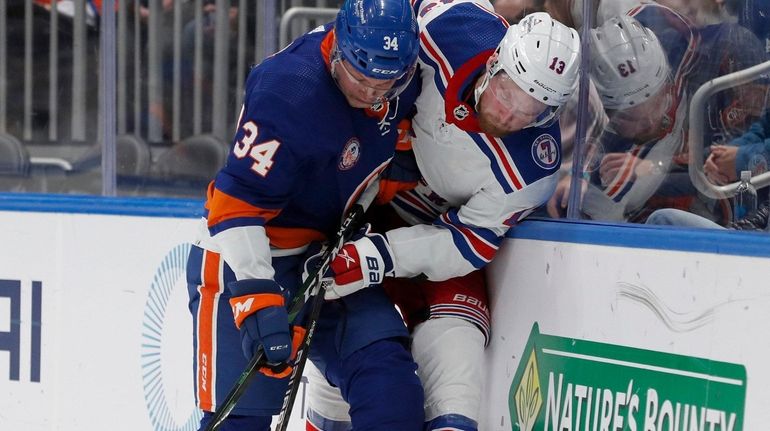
<box><xmin>228</xmin><ymin>279</ymin><xmax>295</xmax><ymax>377</ymax></box>
<box><xmin>325</xmin><ymin>224</ymin><xmax>395</xmax><ymax>300</ymax></box>
<box><xmin>376</xmin><ymin>119</ymin><xmax>420</xmax><ymax>205</ymax></box>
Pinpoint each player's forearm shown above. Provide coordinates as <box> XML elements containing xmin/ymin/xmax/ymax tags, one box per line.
<box><xmin>386</xmin><ymin>224</ymin><xmax>487</xmax><ymax>281</ymax></box>
<box><xmin>214</xmin><ymin>225</ymin><xmax>275</xmax><ymax>282</ymax></box>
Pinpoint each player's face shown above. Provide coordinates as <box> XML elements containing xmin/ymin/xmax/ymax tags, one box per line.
<box><xmin>333</xmin><ymin>59</ymin><xmax>398</xmax><ymax>108</ymax></box>
<box><xmin>607</xmin><ymin>87</ymin><xmax>672</xmax><ymax>141</ymax></box>
<box><xmin>477</xmin><ymin>71</ymin><xmax>549</xmax><ymax>137</ymax></box>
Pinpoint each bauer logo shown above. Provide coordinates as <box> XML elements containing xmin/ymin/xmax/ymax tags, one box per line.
<box><xmin>509</xmin><ymin>323</ymin><xmax>746</xmax><ymax>431</ymax></box>
<box><xmin>141</xmin><ymin>243</ymin><xmax>202</xmax><ymax>431</ymax></box>
<box><xmin>531</xmin><ymin>134</ymin><xmax>559</xmax><ymax>170</ymax></box>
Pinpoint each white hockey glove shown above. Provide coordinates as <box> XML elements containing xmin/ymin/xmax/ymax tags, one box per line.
<box><xmin>306</xmin><ymin>224</ymin><xmax>395</xmax><ymax>300</ymax></box>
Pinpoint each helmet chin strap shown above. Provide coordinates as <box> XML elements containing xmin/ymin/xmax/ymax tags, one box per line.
<box><xmin>473</xmin><ymin>55</ymin><xmax>502</xmax><ymax>112</ymax></box>
<box><xmin>473</xmin><ymin>73</ymin><xmax>492</xmax><ymax>113</ymax></box>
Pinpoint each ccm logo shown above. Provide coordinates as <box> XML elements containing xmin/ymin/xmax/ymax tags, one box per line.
<box><xmin>371</xmin><ymin>68</ymin><xmax>399</xmax><ymax>75</ymax></box>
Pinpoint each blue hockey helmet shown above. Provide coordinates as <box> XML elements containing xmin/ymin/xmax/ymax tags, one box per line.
<box><xmin>333</xmin><ymin>0</ymin><xmax>419</xmax><ymax>98</ymax></box>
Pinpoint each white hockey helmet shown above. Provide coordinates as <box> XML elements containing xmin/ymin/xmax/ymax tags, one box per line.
<box><xmin>589</xmin><ymin>15</ymin><xmax>671</xmax><ymax>110</ymax></box>
<box><xmin>476</xmin><ymin>12</ymin><xmax>581</xmax><ymax>128</ymax></box>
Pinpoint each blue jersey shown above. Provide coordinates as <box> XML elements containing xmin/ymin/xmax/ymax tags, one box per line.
<box><xmin>200</xmin><ymin>25</ymin><xmax>420</xmax><ymax>280</ymax></box>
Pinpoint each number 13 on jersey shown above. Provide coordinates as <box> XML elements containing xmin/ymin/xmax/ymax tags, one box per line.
<box><xmin>233</xmin><ymin>121</ymin><xmax>281</xmax><ymax>177</ymax></box>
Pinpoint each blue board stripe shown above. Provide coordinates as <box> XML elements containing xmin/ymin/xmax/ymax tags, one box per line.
<box><xmin>508</xmin><ymin>218</ymin><xmax>770</xmax><ymax>258</ymax></box>
<box><xmin>0</xmin><ymin>193</ymin><xmax>204</xmax><ymax>218</ymax></box>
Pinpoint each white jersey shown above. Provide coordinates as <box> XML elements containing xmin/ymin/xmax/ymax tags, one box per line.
<box><xmin>385</xmin><ymin>0</ymin><xmax>562</xmax><ymax>280</ymax></box>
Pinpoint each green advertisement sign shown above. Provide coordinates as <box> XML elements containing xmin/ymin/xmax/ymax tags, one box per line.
<box><xmin>509</xmin><ymin>323</ymin><xmax>746</xmax><ymax>431</ymax></box>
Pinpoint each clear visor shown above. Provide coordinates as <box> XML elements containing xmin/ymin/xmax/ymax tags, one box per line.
<box><xmin>331</xmin><ymin>45</ymin><xmax>417</xmax><ymax>104</ymax></box>
<box><xmin>476</xmin><ymin>69</ymin><xmax>560</xmax><ymax>129</ymax></box>
<box><xmin>606</xmin><ymin>89</ymin><xmax>672</xmax><ymax>128</ymax></box>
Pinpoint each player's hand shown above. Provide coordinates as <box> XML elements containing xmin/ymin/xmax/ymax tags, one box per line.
<box><xmin>376</xmin><ymin>119</ymin><xmax>420</xmax><ymax>204</ymax></box>
<box><xmin>704</xmin><ymin>145</ymin><xmax>738</xmax><ymax>185</ymax></box>
<box><xmin>598</xmin><ymin>153</ymin><xmax>629</xmax><ymax>186</ymax></box>
<box><xmin>325</xmin><ymin>224</ymin><xmax>395</xmax><ymax>300</ymax></box>
<box><xmin>547</xmin><ymin>175</ymin><xmax>581</xmax><ymax>218</ymax></box>
<box><xmin>228</xmin><ymin>279</ymin><xmax>294</xmax><ymax>376</ymax></box>
<box><xmin>257</xmin><ymin>326</ymin><xmax>306</xmax><ymax>379</ymax></box>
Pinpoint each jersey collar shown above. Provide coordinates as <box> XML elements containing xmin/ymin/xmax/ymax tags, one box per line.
<box><xmin>444</xmin><ymin>49</ymin><xmax>495</xmax><ymax>133</ymax></box>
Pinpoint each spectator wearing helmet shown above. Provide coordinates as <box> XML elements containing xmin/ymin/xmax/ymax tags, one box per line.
<box><xmin>305</xmin><ymin>5</ymin><xmax>581</xmax><ymax>431</ymax></box>
<box><xmin>184</xmin><ymin>1</ymin><xmax>425</xmax><ymax>430</ymax></box>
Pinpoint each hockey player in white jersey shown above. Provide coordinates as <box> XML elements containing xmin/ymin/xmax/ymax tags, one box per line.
<box><xmin>304</xmin><ymin>3</ymin><xmax>581</xmax><ymax>431</ymax></box>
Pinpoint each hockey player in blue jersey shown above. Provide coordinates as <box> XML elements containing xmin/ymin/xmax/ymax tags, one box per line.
<box><xmin>184</xmin><ymin>1</ymin><xmax>424</xmax><ymax>430</ymax></box>
<box><xmin>305</xmin><ymin>3</ymin><xmax>581</xmax><ymax>431</ymax></box>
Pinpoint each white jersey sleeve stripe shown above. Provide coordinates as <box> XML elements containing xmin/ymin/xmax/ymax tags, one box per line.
<box><xmin>437</xmin><ymin>213</ymin><xmax>499</xmax><ymax>267</ymax></box>
<box><xmin>604</xmin><ymin>146</ymin><xmax>643</xmax><ymax>201</ymax></box>
<box><xmin>471</xmin><ymin>132</ymin><xmax>526</xmax><ymax>193</ymax></box>
<box><xmin>418</xmin><ymin>31</ymin><xmax>452</xmax><ymax>90</ymax></box>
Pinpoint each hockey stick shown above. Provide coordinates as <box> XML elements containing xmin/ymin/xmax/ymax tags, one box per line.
<box><xmin>203</xmin><ymin>203</ymin><xmax>367</xmax><ymax>431</ymax></box>
<box><xmin>272</xmin><ymin>204</ymin><xmax>366</xmax><ymax>431</ymax></box>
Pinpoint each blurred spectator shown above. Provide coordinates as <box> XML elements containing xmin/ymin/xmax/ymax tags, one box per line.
<box><xmin>657</xmin><ymin>0</ymin><xmax>734</xmax><ymax>26</ymax></box>
<box><xmin>179</xmin><ymin>0</ymin><xmax>241</xmax><ymax>135</ymax></box>
<box><xmin>647</xmin><ymin>106</ymin><xmax>770</xmax><ymax>229</ymax></box>
<box><xmin>659</xmin><ymin>0</ymin><xmax>770</xmax><ymax>53</ymax></box>
<box><xmin>706</xmin><ymin>110</ymin><xmax>770</xmax><ymax>184</ymax></box>
<box><xmin>490</xmin><ymin>0</ymin><xmax>651</xmax><ymax>28</ymax></box>
<box><xmin>691</xmin><ymin>22</ymin><xmax>768</xmax><ymax>150</ymax></box>
<box><xmin>34</xmin><ymin>0</ymin><xmax>101</xmax><ymax>27</ymax></box>
<box><xmin>645</xmin><ymin>202</ymin><xmax>770</xmax><ymax>229</ymax></box>
<box><xmin>730</xmin><ymin>0</ymin><xmax>770</xmax><ymax>47</ymax></box>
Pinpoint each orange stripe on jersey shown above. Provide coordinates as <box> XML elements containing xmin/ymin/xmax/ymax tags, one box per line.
<box><xmin>197</xmin><ymin>250</ymin><xmax>223</xmax><ymax>412</ymax></box>
<box><xmin>206</xmin><ymin>187</ymin><xmax>281</xmax><ymax>229</ymax></box>
<box><xmin>266</xmin><ymin>226</ymin><xmax>327</xmax><ymax>249</ymax></box>
<box><xmin>320</xmin><ymin>30</ymin><xmax>335</xmax><ymax>69</ymax></box>
<box><xmin>396</xmin><ymin>119</ymin><xmax>414</xmax><ymax>151</ymax></box>
<box><xmin>229</xmin><ymin>293</ymin><xmax>285</xmax><ymax>328</ymax></box>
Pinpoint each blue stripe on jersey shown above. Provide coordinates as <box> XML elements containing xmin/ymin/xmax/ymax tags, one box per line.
<box><xmin>434</xmin><ymin>217</ymin><xmax>488</xmax><ymax>269</ymax></box>
<box><xmin>612</xmin><ymin>182</ymin><xmax>635</xmax><ymax>203</ymax></box>
<box><xmin>419</xmin><ymin>2</ymin><xmax>507</xmax><ymax>95</ymax></box>
<box><xmin>434</xmin><ymin>208</ymin><xmax>502</xmax><ymax>269</ymax></box>
<box><xmin>443</xmin><ymin>208</ymin><xmax>501</xmax><ymax>245</ymax></box>
<box><xmin>392</xmin><ymin>199</ymin><xmax>435</xmax><ymax>224</ymax></box>
<box><xmin>418</xmin><ymin>43</ymin><xmax>448</xmax><ymax>95</ymax></box>
<box><xmin>209</xmin><ymin>216</ymin><xmax>267</xmax><ymax>235</ymax></box>
<box><xmin>468</xmin><ymin>132</ymin><xmax>516</xmax><ymax>194</ymax></box>
<box><xmin>421</xmin><ymin>2</ymin><xmax>505</xmax><ymax>70</ymax></box>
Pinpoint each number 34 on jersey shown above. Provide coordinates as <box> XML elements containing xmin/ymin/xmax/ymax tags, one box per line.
<box><xmin>233</xmin><ymin>121</ymin><xmax>281</xmax><ymax>177</ymax></box>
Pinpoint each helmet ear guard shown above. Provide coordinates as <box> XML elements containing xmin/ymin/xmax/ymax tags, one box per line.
<box><xmin>333</xmin><ymin>0</ymin><xmax>420</xmax><ymax>100</ymax></box>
